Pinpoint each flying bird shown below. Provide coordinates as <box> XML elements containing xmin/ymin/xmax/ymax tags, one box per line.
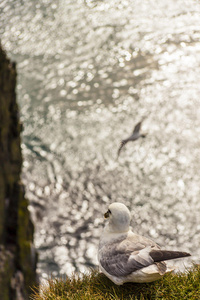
<box><xmin>117</xmin><ymin>119</ymin><xmax>146</xmax><ymax>157</ymax></box>
<box><xmin>98</xmin><ymin>202</ymin><xmax>191</xmax><ymax>284</ymax></box>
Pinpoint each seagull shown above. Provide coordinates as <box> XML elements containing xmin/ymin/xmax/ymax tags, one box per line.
<box><xmin>117</xmin><ymin>119</ymin><xmax>146</xmax><ymax>157</ymax></box>
<box><xmin>98</xmin><ymin>202</ymin><xmax>191</xmax><ymax>285</ymax></box>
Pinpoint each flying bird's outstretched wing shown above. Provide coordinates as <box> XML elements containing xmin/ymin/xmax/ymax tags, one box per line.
<box><xmin>117</xmin><ymin>139</ymin><xmax>128</xmax><ymax>157</ymax></box>
<box><xmin>133</xmin><ymin>121</ymin><xmax>142</xmax><ymax>134</ymax></box>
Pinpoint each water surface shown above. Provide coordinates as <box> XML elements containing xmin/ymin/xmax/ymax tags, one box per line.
<box><xmin>1</xmin><ymin>0</ymin><xmax>200</xmax><ymax>279</ymax></box>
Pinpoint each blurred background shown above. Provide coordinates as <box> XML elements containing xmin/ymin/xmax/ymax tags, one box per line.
<box><xmin>1</xmin><ymin>0</ymin><xmax>200</xmax><ymax>280</ymax></box>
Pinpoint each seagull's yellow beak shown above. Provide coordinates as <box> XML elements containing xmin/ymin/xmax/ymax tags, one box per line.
<box><xmin>104</xmin><ymin>210</ymin><xmax>110</xmax><ymax>218</ymax></box>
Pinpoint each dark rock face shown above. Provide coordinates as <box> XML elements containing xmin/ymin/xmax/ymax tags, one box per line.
<box><xmin>0</xmin><ymin>45</ymin><xmax>37</xmax><ymax>299</ymax></box>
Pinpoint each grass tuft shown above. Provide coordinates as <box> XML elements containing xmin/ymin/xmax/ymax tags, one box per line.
<box><xmin>31</xmin><ymin>264</ymin><xmax>200</xmax><ymax>300</ymax></box>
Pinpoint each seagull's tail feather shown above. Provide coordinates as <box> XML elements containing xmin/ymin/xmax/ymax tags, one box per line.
<box><xmin>150</xmin><ymin>250</ymin><xmax>191</xmax><ymax>263</ymax></box>
<box><xmin>155</xmin><ymin>262</ymin><xmax>167</xmax><ymax>275</ymax></box>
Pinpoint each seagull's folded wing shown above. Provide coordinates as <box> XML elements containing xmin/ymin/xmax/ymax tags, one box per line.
<box><xmin>99</xmin><ymin>239</ymin><xmax>157</xmax><ymax>277</ymax></box>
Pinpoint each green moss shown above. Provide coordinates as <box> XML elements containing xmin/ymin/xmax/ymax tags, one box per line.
<box><xmin>31</xmin><ymin>265</ymin><xmax>200</xmax><ymax>300</ymax></box>
<box><xmin>10</xmin><ymin>138</ymin><xmax>21</xmax><ymax>163</ymax></box>
<box><xmin>17</xmin><ymin>187</ymin><xmax>35</xmax><ymax>292</ymax></box>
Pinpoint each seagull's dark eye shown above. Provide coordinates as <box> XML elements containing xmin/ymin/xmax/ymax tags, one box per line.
<box><xmin>104</xmin><ymin>209</ymin><xmax>111</xmax><ymax>218</ymax></box>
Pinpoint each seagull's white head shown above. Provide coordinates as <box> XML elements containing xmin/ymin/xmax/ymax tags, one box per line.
<box><xmin>104</xmin><ymin>202</ymin><xmax>131</xmax><ymax>233</ymax></box>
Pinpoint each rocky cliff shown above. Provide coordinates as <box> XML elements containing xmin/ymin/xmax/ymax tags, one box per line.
<box><xmin>0</xmin><ymin>45</ymin><xmax>37</xmax><ymax>299</ymax></box>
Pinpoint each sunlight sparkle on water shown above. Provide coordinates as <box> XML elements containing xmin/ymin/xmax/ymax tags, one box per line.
<box><xmin>1</xmin><ymin>0</ymin><xmax>200</xmax><ymax>279</ymax></box>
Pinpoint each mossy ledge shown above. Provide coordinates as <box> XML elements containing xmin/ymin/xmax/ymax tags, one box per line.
<box><xmin>31</xmin><ymin>265</ymin><xmax>200</xmax><ymax>300</ymax></box>
<box><xmin>0</xmin><ymin>44</ymin><xmax>37</xmax><ymax>299</ymax></box>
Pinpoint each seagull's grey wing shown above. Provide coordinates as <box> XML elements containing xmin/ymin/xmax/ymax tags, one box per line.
<box><xmin>117</xmin><ymin>139</ymin><xmax>129</xmax><ymax>157</ymax></box>
<box><xmin>99</xmin><ymin>241</ymin><xmax>155</xmax><ymax>277</ymax></box>
<box><xmin>133</xmin><ymin>121</ymin><xmax>142</xmax><ymax>134</ymax></box>
<box><xmin>119</xmin><ymin>234</ymin><xmax>191</xmax><ymax>262</ymax></box>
